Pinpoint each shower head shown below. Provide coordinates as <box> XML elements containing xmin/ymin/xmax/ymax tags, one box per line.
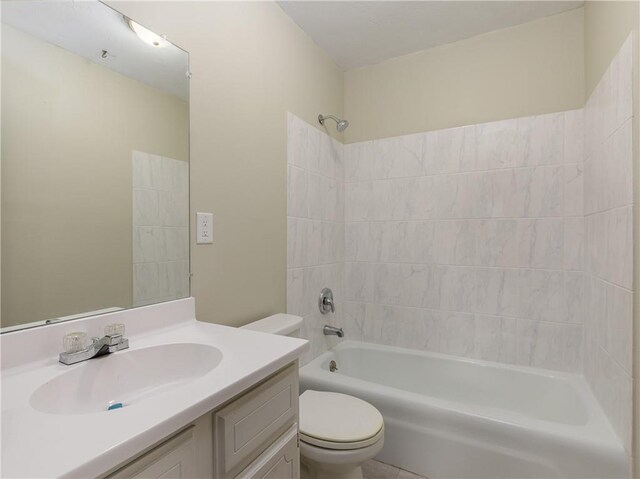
<box><xmin>336</xmin><ymin>119</ymin><xmax>349</xmax><ymax>132</ymax></box>
<box><xmin>318</xmin><ymin>114</ymin><xmax>349</xmax><ymax>132</ymax></box>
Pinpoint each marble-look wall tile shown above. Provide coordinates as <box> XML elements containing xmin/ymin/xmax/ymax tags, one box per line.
<box><xmin>287</xmin><ymin>165</ymin><xmax>308</xmax><ymax>218</ymax></box>
<box><xmin>563</xmin><ymin>110</ymin><xmax>584</xmax><ymax>165</ymax></box>
<box><xmin>515</xmin><ymin>319</ymin><xmax>583</xmax><ymax>371</ymax></box>
<box><xmin>424</xmin><ymin>125</ymin><xmax>476</xmax><ymax>174</ymax></box>
<box><xmin>584</xmin><ymin>121</ymin><xmax>633</xmax><ymax>215</ymax></box>
<box><xmin>517</xmin><ymin>218</ymin><xmax>564</xmax><ymax>269</ymax></box>
<box><xmin>475</xmin><ymin>268</ymin><xmax>519</xmax><ymax>317</ymax></box>
<box><xmin>133</xmin><ymin>226</ymin><xmax>166</xmax><ymax>264</ymax></box>
<box><xmin>523</xmin><ymin>112</ymin><xmax>564</xmax><ymax>166</ymax></box>
<box><xmin>436</xmin><ymin>312</ymin><xmax>476</xmax><ymax>357</ymax></box>
<box><xmin>476</xmin><ymin>220</ymin><xmax>519</xmax><ymax>267</ymax></box>
<box><xmin>286</xmin><ymin>268</ymin><xmax>304</xmax><ymax>316</ymax></box>
<box><xmin>132</xmin><ymin>153</ymin><xmax>189</xmax><ymax>306</ymax></box>
<box><xmin>526</xmin><ymin>166</ymin><xmax>564</xmax><ymax>217</ymax></box>
<box><xmin>586</xmin><ymin>342</ymin><xmax>633</xmax><ymax>452</ymax></box>
<box><xmin>562</xmin><ymin>272</ymin><xmax>584</xmax><ymax>325</ymax></box>
<box><xmin>582</xmin><ymin>34</ymin><xmax>633</xmax><ymax>455</ymax></box>
<box><xmin>369</xmin><ymin>133</ymin><xmax>425</xmax><ymax>179</ymax></box>
<box><xmin>133</xmin><ymin>263</ymin><xmax>159</xmax><ymax>303</ymax></box>
<box><xmin>563</xmin><ymin>218</ymin><xmax>584</xmax><ymax>271</ymax></box>
<box><xmin>164</xmin><ymin>227</ymin><xmax>189</xmax><ymax>262</ymax></box>
<box><xmin>339</xmin><ymin>106</ymin><xmax>587</xmax><ymax>373</ymax></box>
<box><xmin>607</xmin><ymin>120</ymin><xmax>634</xmax><ymax>210</ymax></box>
<box><xmin>157</xmin><ymin>261</ymin><xmax>189</xmax><ymax>299</ymax></box>
<box><xmin>343</xmin><ymin>301</ymin><xmax>586</xmax><ymax>369</ymax></box>
<box><xmin>605</xmin><ymin>206</ymin><xmax>633</xmax><ymax>289</ymax></box>
<box><xmin>133</xmin><ymin>189</ymin><xmax>159</xmax><ymax>226</ymax></box>
<box><xmin>345</xmin><ymin>262</ymin><xmax>374</xmax><ymax>302</ymax></box>
<box><xmin>158</xmin><ymin>191</ymin><xmax>188</xmax><ymax>227</ymax></box>
<box><xmin>563</xmin><ymin>163</ymin><xmax>583</xmax><ymax>217</ymax></box>
<box><xmin>287</xmin><ymin>114</ymin><xmax>345</xmax><ymax>364</ymax></box>
<box><xmin>586</xmin><ymin>206</ymin><xmax>633</xmax><ymax>289</ymax></box>
<box><xmin>473</xmin><ymin>315</ymin><xmax>517</xmax><ymax>363</ymax></box>
<box><xmin>342</xmin><ymin>301</ymin><xmax>366</xmax><ymax>341</ymax></box>
<box><xmin>475</xmin><ymin>118</ymin><xmax>525</xmax><ymax>170</ymax></box>
<box><xmin>517</xmin><ymin>270</ymin><xmax>564</xmax><ymax>322</ymax></box>
<box><xmin>344</xmin><ymin>141</ymin><xmax>374</xmax><ymax>182</ymax></box>
<box><xmin>603</xmin><ymin>282</ymin><xmax>633</xmax><ymax>374</ymax></box>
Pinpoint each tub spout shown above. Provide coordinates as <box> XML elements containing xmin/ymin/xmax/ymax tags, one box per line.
<box><xmin>323</xmin><ymin>325</ymin><xmax>344</xmax><ymax>337</ymax></box>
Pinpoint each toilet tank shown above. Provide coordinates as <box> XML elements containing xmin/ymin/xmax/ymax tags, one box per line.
<box><xmin>240</xmin><ymin>313</ymin><xmax>303</xmax><ymax>337</ymax></box>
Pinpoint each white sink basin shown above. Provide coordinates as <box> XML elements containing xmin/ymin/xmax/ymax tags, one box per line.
<box><xmin>30</xmin><ymin>343</ymin><xmax>223</xmax><ymax>414</ymax></box>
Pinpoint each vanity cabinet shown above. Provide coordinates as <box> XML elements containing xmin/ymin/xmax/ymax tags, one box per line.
<box><xmin>105</xmin><ymin>363</ymin><xmax>299</xmax><ymax>479</ymax></box>
<box><xmin>214</xmin><ymin>363</ymin><xmax>298</xmax><ymax>478</ymax></box>
<box><xmin>236</xmin><ymin>425</ymin><xmax>299</xmax><ymax>479</ymax></box>
<box><xmin>107</xmin><ymin>427</ymin><xmax>198</xmax><ymax>479</ymax></box>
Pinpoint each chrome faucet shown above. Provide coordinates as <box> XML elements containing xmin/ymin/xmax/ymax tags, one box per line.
<box><xmin>319</xmin><ymin>288</ymin><xmax>335</xmax><ymax>314</ymax></box>
<box><xmin>59</xmin><ymin>332</ymin><xmax>129</xmax><ymax>365</ymax></box>
<box><xmin>323</xmin><ymin>325</ymin><xmax>344</xmax><ymax>338</ymax></box>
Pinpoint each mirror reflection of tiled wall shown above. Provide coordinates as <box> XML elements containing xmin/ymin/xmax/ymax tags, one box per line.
<box><xmin>132</xmin><ymin>150</ymin><xmax>189</xmax><ymax>306</ymax></box>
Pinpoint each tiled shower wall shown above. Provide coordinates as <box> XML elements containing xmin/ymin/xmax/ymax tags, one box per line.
<box><xmin>286</xmin><ymin>114</ymin><xmax>345</xmax><ymax>365</ymax></box>
<box><xmin>342</xmin><ymin>110</ymin><xmax>585</xmax><ymax>372</ymax></box>
<box><xmin>132</xmin><ymin>150</ymin><xmax>189</xmax><ymax>307</ymax></box>
<box><xmin>583</xmin><ymin>35</ymin><xmax>634</xmax><ymax>454</ymax></box>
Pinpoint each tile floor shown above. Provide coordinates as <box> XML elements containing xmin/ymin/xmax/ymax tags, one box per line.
<box><xmin>362</xmin><ymin>460</ymin><xmax>429</xmax><ymax>479</ymax></box>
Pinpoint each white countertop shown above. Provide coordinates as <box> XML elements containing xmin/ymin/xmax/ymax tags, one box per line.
<box><xmin>1</xmin><ymin>299</ymin><xmax>308</xmax><ymax>478</ymax></box>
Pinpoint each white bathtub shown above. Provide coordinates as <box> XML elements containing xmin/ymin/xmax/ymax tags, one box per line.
<box><xmin>299</xmin><ymin>341</ymin><xmax>627</xmax><ymax>479</ymax></box>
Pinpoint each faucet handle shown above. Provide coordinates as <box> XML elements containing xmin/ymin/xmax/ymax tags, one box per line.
<box><xmin>105</xmin><ymin>323</ymin><xmax>125</xmax><ymax>337</ymax></box>
<box><xmin>63</xmin><ymin>332</ymin><xmax>88</xmax><ymax>354</ymax></box>
<box><xmin>104</xmin><ymin>334</ymin><xmax>123</xmax><ymax>346</ymax></box>
<box><xmin>319</xmin><ymin>288</ymin><xmax>335</xmax><ymax>314</ymax></box>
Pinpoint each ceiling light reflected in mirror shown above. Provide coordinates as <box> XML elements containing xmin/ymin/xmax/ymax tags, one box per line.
<box><xmin>127</xmin><ymin>18</ymin><xmax>169</xmax><ymax>48</ymax></box>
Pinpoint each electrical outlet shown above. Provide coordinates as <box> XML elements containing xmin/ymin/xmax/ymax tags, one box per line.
<box><xmin>196</xmin><ymin>212</ymin><xmax>213</xmax><ymax>244</ymax></box>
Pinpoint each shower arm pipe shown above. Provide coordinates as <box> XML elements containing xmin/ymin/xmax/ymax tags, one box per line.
<box><xmin>318</xmin><ymin>114</ymin><xmax>340</xmax><ymax>124</ymax></box>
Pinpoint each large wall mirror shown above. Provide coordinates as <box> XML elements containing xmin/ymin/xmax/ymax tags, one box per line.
<box><xmin>1</xmin><ymin>1</ymin><xmax>190</xmax><ymax>332</ymax></box>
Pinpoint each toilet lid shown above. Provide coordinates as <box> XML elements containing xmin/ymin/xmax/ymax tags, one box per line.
<box><xmin>299</xmin><ymin>390</ymin><xmax>384</xmax><ymax>445</ymax></box>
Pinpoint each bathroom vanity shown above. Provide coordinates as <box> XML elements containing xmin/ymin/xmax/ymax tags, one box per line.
<box><xmin>0</xmin><ymin>299</ymin><xmax>308</xmax><ymax>478</ymax></box>
<box><xmin>106</xmin><ymin>363</ymin><xmax>299</xmax><ymax>479</ymax></box>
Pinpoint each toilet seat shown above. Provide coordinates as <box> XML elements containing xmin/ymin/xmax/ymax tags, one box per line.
<box><xmin>301</xmin><ymin>425</ymin><xmax>384</xmax><ymax>450</ymax></box>
<box><xmin>299</xmin><ymin>390</ymin><xmax>384</xmax><ymax>451</ymax></box>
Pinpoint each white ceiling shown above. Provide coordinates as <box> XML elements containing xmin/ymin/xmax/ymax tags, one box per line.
<box><xmin>1</xmin><ymin>0</ymin><xmax>189</xmax><ymax>100</ymax></box>
<box><xmin>278</xmin><ymin>1</ymin><xmax>583</xmax><ymax>70</ymax></box>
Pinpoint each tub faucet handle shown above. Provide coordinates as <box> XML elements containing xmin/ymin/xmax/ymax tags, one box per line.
<box><xmin>319</xmin><ymin>288</ymin><xmax>335</xmax><ymax>314</ymax></box>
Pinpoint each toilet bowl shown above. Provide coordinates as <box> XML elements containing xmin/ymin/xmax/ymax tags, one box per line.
<box><xmin>240</xmin><ymin>315</ymin><xmax>385</xmax><ymax>479</ymax></box>
<box><xmin>299</xmin><ymin>390</ymin><xmax>384</xmax><ymax>479</ymax></box>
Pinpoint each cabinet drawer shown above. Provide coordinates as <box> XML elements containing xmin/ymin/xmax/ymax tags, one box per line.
<box><xmin>107</xmin><ymin>427</ymin><xmax>195</xmax><ymax>479</ymax></box>
<box><xmin>235</xmin><ymin>425</ymin><xmax>299</xmax><ymax>479</ymax></box>
<box><xmin>215</xmin><ymin>364</ymin><xmax>298</xmax><ymax>478</ymax></box>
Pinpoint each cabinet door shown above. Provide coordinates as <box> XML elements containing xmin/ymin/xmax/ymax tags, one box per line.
<box><xmin>236</xmin><ymin>426</ymin><xmax>299</xmax><ymax>479</ymax></box>
<box><xmin>215</xmin><ymin>364</ymin><xmax>298</xmax><ymax>477</ymax></box>
<box><xmin>108</xmin><ymin>427</ymin><xmax>196</xmax><ymax>479</ymax></box>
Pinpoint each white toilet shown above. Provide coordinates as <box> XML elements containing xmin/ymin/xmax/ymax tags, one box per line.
<box><xmin>241</xmin><ymin>314</ymin><xmax>385</xmax><ymax>479</ymax></box>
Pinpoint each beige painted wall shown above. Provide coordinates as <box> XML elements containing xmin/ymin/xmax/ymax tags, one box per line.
<box><xmin>1</xmin><ymin>24</ymin><xmax>188</xmax><ymax>327</ymax></box>
<box><xmin>584</xmin><ymin>2</ymin><xmax>639</xmax><ymax>476</ymax></box>
<box><xmin>108</xmin><ymin>1</ymin><xmax>343</xmax><ymax>326</ymax></box>
<box><xmin>343</xmin><ymin>7</ymin><xmax>585</xmax><ymax>143</ymax></box>
<box><xmin>585</xmin><ymin>1</ymin><xmax>639</xmax><ymax>96</ymax></box>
